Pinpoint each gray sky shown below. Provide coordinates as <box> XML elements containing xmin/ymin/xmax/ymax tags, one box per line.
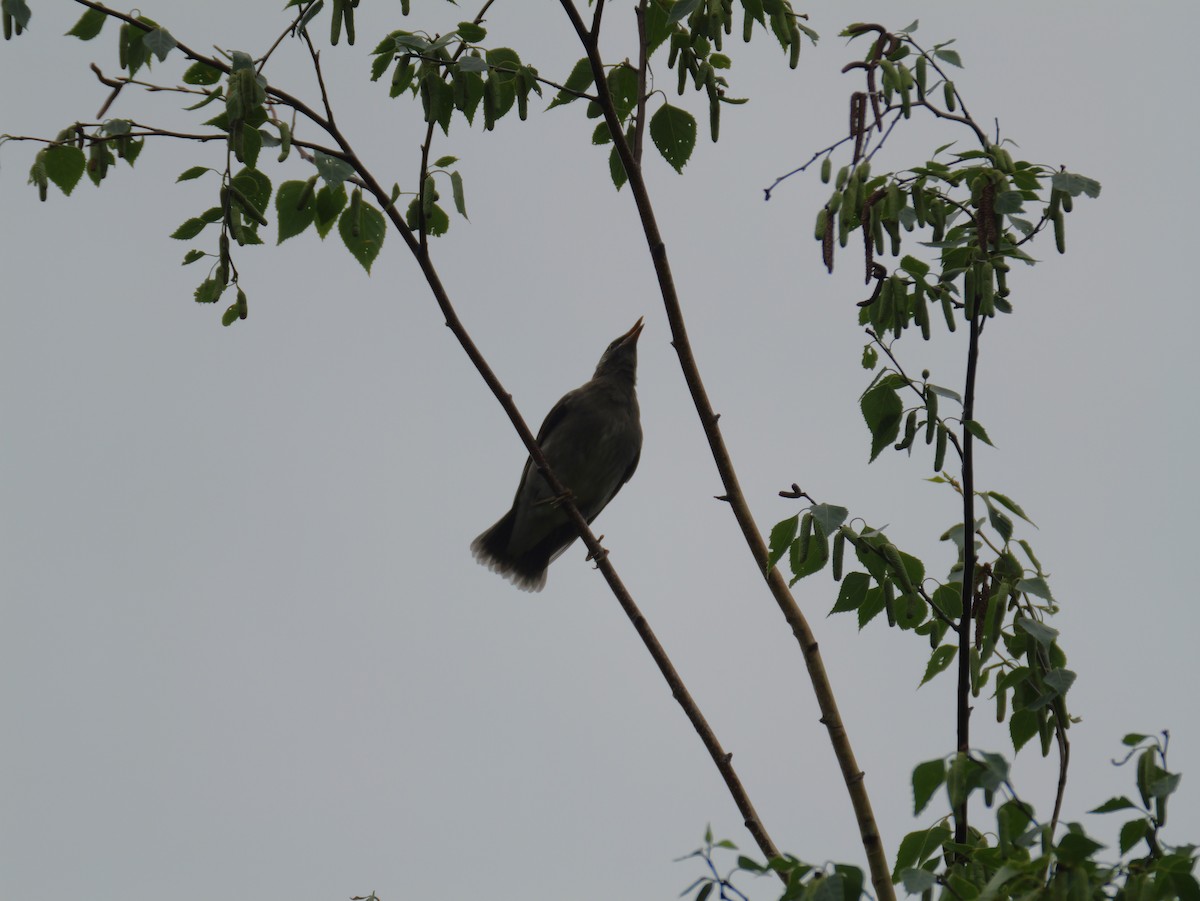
<box><xmin>2</xmin><ymin>3</ymin><xmax>1197</xmax><ymax>900</ymax></box>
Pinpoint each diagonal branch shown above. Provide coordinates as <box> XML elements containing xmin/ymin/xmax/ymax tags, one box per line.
<box><xmin>557</xmin><ymin>2</ymin><xmax>895</xmax><ymax>899</ymax></box>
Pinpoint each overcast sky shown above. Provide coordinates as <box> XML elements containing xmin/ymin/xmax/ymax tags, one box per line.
<box><xmin>2</xmin><ymin>3</ymin><xmax>1198</xmax><ymax>900</ymax></box>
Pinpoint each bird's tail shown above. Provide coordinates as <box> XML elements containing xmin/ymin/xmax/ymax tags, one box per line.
<box><xmin>470</xmin><ymin>511</ymin><xmax>552</xmax><ymax>592</ymax></box>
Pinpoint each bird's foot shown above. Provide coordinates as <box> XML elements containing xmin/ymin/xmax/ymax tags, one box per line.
<box><xmin>536</xmin><ymin>489</ymin><xmax>576</xmax><ymax>509</ymax></box>
<box><xmin>586</xmin><ymin>540</ymin><xmax>608</xmax><ymax>566</ymax></box>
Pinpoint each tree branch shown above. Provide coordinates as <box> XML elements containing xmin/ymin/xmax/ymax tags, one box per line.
<box><xmin>954</xmin><ymin>310</ymin><xmax>982</xmax><ymax>846</ymax></box>
<box><xmin>557</xmin><ymin>2</ymin><xmax>894</xmax><ymax>898</ymax></box>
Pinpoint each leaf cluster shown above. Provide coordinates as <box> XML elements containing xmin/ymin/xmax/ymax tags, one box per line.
<box><xmin>895</xmin><ymin>737</ymin><xmax>1197</xmax><ymax>901</ymax></box>
<box><xmin>680</xmin><ymin>826</ymin><xmax>865</xmax><ymax>901</ymax></box>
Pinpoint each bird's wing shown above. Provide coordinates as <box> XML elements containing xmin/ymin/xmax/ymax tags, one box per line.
<box><xmin>506</xmin><ymin>388</ymin><xmax>579</xmax><ymax>509</ymax></box>
<box><xmin>620</xmin><ymin>443</ymin><xmax>641</xmax><ymax>488</ymax></box>
<box><xmin>534</xmin><ymin>387</ymin><xmax>578</xmax><ymax>445</ymax></box>
<box><xmin>583</xmin><ymin>442</ymin><xmax>639</xmax><ymax>523</ymax></box>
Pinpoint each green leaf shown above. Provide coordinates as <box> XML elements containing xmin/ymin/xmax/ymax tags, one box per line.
<box><xmin>1119</xmin><ymin>818</ymin><xmax>1150</xmax><ymax>855</ymax></box>
<box><xmin>1043</xmin><ymin>668</ymin><xmax>1075</xmax><ymax>697</ymax></box>
<box><xmin>170</xmin><ymin>217</ymin><xmax>209</xmax><ymax>240</ymax></box>
<box><xmin>860</xmin><ymin>383</ymin><xmax>903</xmax><ymax>462</ymax></box>
<box><xmin>668</xmin><ymin>0</ymin><xmax>702</xmax><ymax>26</ymax></box>
<box><xmin>1016</xmin><ymin>616</ymin><xmax>1058</xmax><ymax>645</ymax></box>
<box><xmin>456</xmin><ymin>55</ymin><xmax>487</xmax><ymax>75</ymax></box>
<box><xmin>177</xmin><ymin>166</ymin><xmax>209</xmax><ymax>182</ymax></box>
<box><xmin>830</xmin><ymin>571</ymin><xmax>869</xmax><ymax>615</ymax></box>
<box><xmin>547</xmin><ymin>57</ymin><xmax>594</xmax><ymax>110</ymax></box>
<box><xmin>1151</xmin><ymin>771</ymin><xmax>1182</xmax><ymax>798</ymax></box>
<box><xmin>432</xmin><ymin>155</ymin><xmax>458</xmax><ymax>168</ymax></box>
<box><xmin>858</xmin><ymin>586</ymin><xmax>886</xmax><ymax>629</ymax></box>
<box><xmin>609</xmin><ymin>144</ymin><xmax>628</xmax><ymax>190</ymax></box>
<box><xmin>313</xmin><ymin>150</ymin><xmax>354</xmax><ymax>186</ymax></box>
<box><xmin>643</xmin><ymin>0</ymin><xmax>673</xmax><ymax>54</ymax></box>
<box><xmin>987</xmin><ymin>491</ymin><xmax>1035</xmax><ymax>525</ymax></box>
<box><xmin>236</xmin><ymin>125</ymin><xmax>262</xmax><ymax>168</ymax></box>
<box><xmin>181</xmin><ymin>249</ymin><xmax>206</xmax><ymax>265</ymax></box>
<box><xmin>404</xmin><ymin>196</ymin><xmax>450</xmax><ymax>237</ymax></box>
<box><xmin>143</xmin><ymin>27</ymin><xmax>177</xmax><ymax>61</ymax></box>
<box><xmin>194</xmin><ymin>276</ymin><xmax>225</xmax><ymax>304</ymax></box>
<box><xmin>183</xmin><ymin>61</ymin><xmax>223</xmax><ymax>85</ymax></box>
<box><xmin>1016</xmin><ymin>577</ymin><xmax>1055</xmax><ymax>603</ymax></box>
<box><xmin>812</xmin><ymin>873</ymin><xmax>843</xmax><ymax>901</ymax></box>
<box><xmin>370</xmin><ymin>51</ymin><xmax>392</xmax><ymax>83</ymax></box>
<box><xmin>66</xmin><ymin>7</ymin><xmax>106</xmax><ymax>40</ymax></box>
<box><xmin>452</xmin><ymin>69</ymin><xmax>486</xmax><ymax>124</ymax></box>
<box><xmin>1051</xmin><ymin>171</ymin><xmax>1102</xmax><ymax>199</ymax></box>
<box><xmin>920</xmin><ymin>645</ymin><xmax>957</xmax><ymax>687</ymax></box>
<box><xmin>314</xmin><ymin>184</ymin><xmax>347</xmax><ymax>239</ymax></box>
<box><xmin>450</xmin><ymin>170</ymin><xmax>467</xmax><ymax>218</ymax></box>
<box><xmin>983</xmin><ymin>496</ymin><xmax>1013</xmax><ymax>543</ymax></box>
<box><xmin>1089</xmin><ymin>796</ymin><xmax>1138</xmax><ymax>814</ymax></box>
<box><xmin>122</xmin><ymin>138</ymin><xmax>144</xmax><ymax>167</ymax></box>
<box><xmin>934</xmin><ymin>48</ymin><xmax>963</xmax><ymax>68</ymax></box>
<box><xmin>894</xmin><ymin>823</ymin><xmax>950</xmax><ymax>875</ymax></box>
<box><xmin>810</xmin><ymin>504</ymin><xmax>848</xmax><ymax>536</ymax></box>
<box><xmin>931</xmin><ymin>583</ymin><xmax>962</xmax><ymax>619</ymax></box>
<box><xmin>2</xmin><ymin>0</ymin><xmax>31</xmax><ymax>29</ymax></box>
<box><xmin>607</xmin><ymin>64</ymin><xmax>639</xmax><ymax>121</ymax></box>
<box><xmin>767</xmin><ymin>515</ymin><xmax>799</xmax><ymax>571</ymax></box>
<box><xmin>486</xmin><ymin>46</ymin><xmax>522</xmax><ymax>84</ymax></box>
<box><xmin>963</xmin><ymin>419</ymin><xmax>994</xmax><ymax>446</ymax></box>
<box><xmin>649</xmin><ymin>103</ymin><xmax>697</xmax><ymax>173</ymax></box>
<box><xmin>43</xmin><ymin>145</ymin><xmax>86</xmax><ymax>196</ymax></box>
<box><xmin>900</xmin><ymin>870</ymin><xmax>937</xmax><ymax>894</ymax></box>
<box><xmin>928</xmin><ymin>384</ymin><xmax>962</xmax><ymax>403</ymax></box>
<box><xmin>118</xmin><ymin>21</ymin><xmax>150</xmax><ymax>76</ymax></box>
<box><xmin>899</xmin><ymin>254</ymin><xmax>929</xmax><ymax>278</ymax></box>
<box><xmin>788</xmin><ymin>522</ymin><xmax>829</xmax><ymax>583</ymax></box>
<box><xmin>994</xmin><ymin>190</ymin><xmax>1025</xmax><ymax>214</ymax></box>
<box><xmin>1170</xmin><ymin>873</ymin><xmax>1200</xmax><ymax>901</ymax></box>
<box><xmin>275</xmin><ymin>180</ymin><xmax>316</xmax><ymax>244</ymax></box>
<box><xmin>1056</xmin><ymin>832</ymin><xmax>1105</xmax><ymax>865</ymax></box>
<box><xmin>456</xmin><ymin>21</ymin><xmax>486</xmax><ymax>43</ymax></box>
<box><xmin>423</xmin><ymin>73</ymin><xmax>455</xmax><ymax>134</ymax></box>
<box><xmin>997</xmin><ymin>799</ymin><xmax>1033</xmax><ymax>853</ymax></box>
<box><xmin>231</xmin><ymin>167</ymin><xmax>272</xmax><ymax>220</ymax></box>
<box><xmin>339</xmin><ymin>200</ymin><xmax>386</xmax><ymax>273</ymax></box>
<box><xmin>1009</xmin><ymin>708</ymin><xmax>1038</xmax><ymax>754</ymax></box>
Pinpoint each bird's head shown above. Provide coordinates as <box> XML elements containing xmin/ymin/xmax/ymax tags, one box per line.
<box><xmin>593</xmin><ymin>316</ymin><xmax>644</xmax><ymax>382</ymax></box>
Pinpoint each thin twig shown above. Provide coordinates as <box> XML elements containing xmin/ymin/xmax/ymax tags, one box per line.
<box><xmin>257</xmin><ymin>0</ymin><xmax>316</xmax><ymax>73</ymax></box>
<box><xmin>632</xmin><ymin>0</ymin><xmax>648</xmax><ymax>163</ymax></box>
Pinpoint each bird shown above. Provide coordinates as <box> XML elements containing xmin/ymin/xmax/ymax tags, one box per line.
<box><xmin>471</xmin><ymin>317</ymin><xmax>644</xmax><ymax>592</ymax></box>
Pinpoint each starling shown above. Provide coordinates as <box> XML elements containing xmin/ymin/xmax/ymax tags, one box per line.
<box><xmin>471</xmin><ymin>318</ymin><xmax>644</xmax><ymax>591</ymax></box>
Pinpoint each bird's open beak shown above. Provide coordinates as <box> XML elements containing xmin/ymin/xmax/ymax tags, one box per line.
<box><xmin>623</xmin><ymin>316</ymin><xmax>645</xmax><ymax>344</ymax></box>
